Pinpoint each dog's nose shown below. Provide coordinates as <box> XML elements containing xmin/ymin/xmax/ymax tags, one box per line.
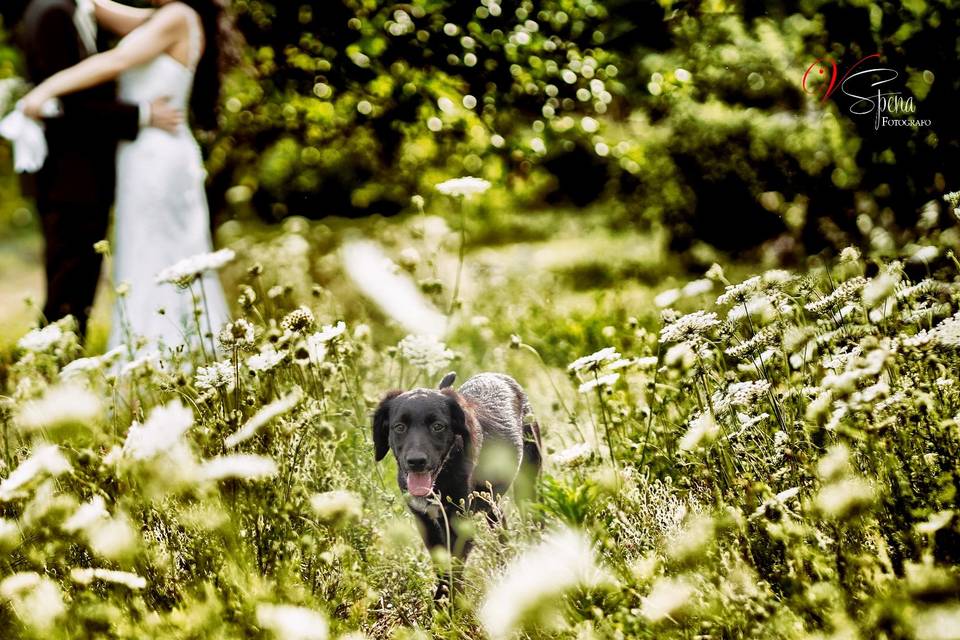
<box><xmin>406</xmin><ymin>454</ymin><xmax>428</xmax><ymax>471</ymax></box>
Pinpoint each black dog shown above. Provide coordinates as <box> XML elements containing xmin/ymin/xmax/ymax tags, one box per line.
<box><xmin>373</xmin><ymin>372</ymin><xmax>542</xmax><ymax>597</ymax></box>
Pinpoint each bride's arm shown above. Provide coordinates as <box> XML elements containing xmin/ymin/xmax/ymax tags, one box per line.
<box><xmin>21</xmin><ymin>5</ymin><xmax>186</xmax><ymax>118</ymax></box>
<box><xmin>93</xmin><ymin>0</ymin><xmax>155</xmax><ymax>37</ymax></box>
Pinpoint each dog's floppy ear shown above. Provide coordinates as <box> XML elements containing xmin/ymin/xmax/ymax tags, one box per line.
<box><xmin>441</xmin><ymin>388</ymin><xmax>472</xmax><ymax>459</ymax></box>
<box><xmin>373</xmin><ymin>390</ymin><xmax>402</xmax><ymax>462</ymax></box>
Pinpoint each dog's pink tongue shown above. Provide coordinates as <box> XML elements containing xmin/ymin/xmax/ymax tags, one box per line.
<box><xmin>407</xmin><ymin>472</ymin><xmax>433</xmax><ymax>497</ymax></box>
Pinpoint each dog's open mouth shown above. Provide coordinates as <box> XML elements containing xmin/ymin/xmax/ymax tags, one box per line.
<box><xmin>406</xmin><ymin>470</ymin><xmax>437</xmax><ymax>497</ymax></box>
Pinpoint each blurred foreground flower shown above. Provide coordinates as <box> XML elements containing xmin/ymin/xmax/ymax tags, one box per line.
<box><xmin>15</xmin><ymin>383</ymin><xmax>103</xmax><ymax>437</ymax></box>
<box><xmin>0</xmin><ymin>445</ymin><xmax>72</xmax><ymax>501</ymax></box>
<box><xmin>200</xmin><ymin>454</ymin><xmax>279</xmax><ymax>482</ymax></box>
<box><xmin>70</xmin><ymin>568</ymin><xmax>146</xmax><ymax>590</ymax></box>
<box><xmin>311</xmin><ymin>490</ymin><xmax>363</xmax><ymax>525</ymax></box>
<box><xmin>342</xmin><ymin>239</ymin><xmax>446</xmax><ymax>336</ymax></box>
<box><xmin>225</xmin><ymin>387</ymin><xmax>303</xmax><ymax>448</ymax></box>
<box><xmin>256</xmin><ymin>603</ymin><xmax>328</xmax><ymax>640</ymax></box>
<box><xmin>0</xmin><ymin>572</ymin><xmax>65</xmax><ymax>634</ymax></box>
<box><xmin>480</xmin><ymin>528</ymin><xmax>613</xmax><ymax>639</ymax></box>
<box><xmin>17</xmin><ymin>324</ymin><xmax>63</xmax><ymax>352</ymax></box>
<box><xmin>640</xmin><ymin>575</ymin><xmax>697</xmax><ymax>622</ymax></box>
<box><xmin>435</xmin><ymin>176</ymin><xmax>491</xmax><ymax>198</ymax></box>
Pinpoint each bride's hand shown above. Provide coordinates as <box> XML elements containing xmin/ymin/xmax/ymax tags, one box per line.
<box><xmin>20</xmin><ymin>89</ymin><xmax>51</xmax><ymax>120</ymax></box>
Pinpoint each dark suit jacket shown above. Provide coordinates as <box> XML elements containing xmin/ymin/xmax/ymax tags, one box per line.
<box><xmin>21</xmin><ymin>0</ymin><xmax>139</xmax><ymax>207</ymax></box>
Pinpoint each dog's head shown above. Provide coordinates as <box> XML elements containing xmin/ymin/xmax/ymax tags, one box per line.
<box><xmin>373</xmin><ymin>388</ymin><xmax>471</xmax><ymax>497</ymax></box>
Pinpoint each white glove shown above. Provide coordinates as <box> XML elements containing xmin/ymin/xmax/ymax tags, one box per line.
<box><xmin>0</xmin><ymin>100</ymin><xmax>61</xmax><ymax>173</ymax></box>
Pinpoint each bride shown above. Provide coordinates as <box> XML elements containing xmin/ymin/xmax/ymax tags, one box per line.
<box><xmin>22</xmin><ymin>0</ymin><xmax>231</xmax><ymax>355</ymax></box>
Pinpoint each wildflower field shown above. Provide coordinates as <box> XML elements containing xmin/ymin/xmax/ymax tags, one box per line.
<box><xmin>2</xmin><ymin>183</ymin><xmax>960</xmax><ymax>639</ymax></box>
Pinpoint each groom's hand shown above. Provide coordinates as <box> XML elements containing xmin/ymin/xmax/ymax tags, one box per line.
<box><xmin>148</xmin><ymin>97</ymin><xmax>184</xmax><ymax>133</ymax></box>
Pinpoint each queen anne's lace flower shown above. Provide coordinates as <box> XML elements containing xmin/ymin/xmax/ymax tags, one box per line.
<box><xmin>200</xmin><ymin>454</ymin><xmax>278</xmax><ymax>481</ymax></box>
<box><xmin>17</xmin><ymin>325</ymin><xmax>63</xmax><ymax>352</ymax></box>
<box><xmin>70</xmin><ymin>568</ymin><xmax>146</xmax><ymax>590</ymax></box>
<box><xmin>156</xmin><ymin>248</ymin><xmax>235</xmax><ymax>286</ymax></box>
<box><xmin>247</xmin><ymin>349</ymin><xmax>285</xmax><ymax>373</ymax></box>
<box><xmin>804</xmin><ymin>277</ymin><xmax>867</xmax><ymax>315</ymax></box>
<box><xmin>225</xmin><ymin>388</ymin><xmax>303</xmax><ymax>448</ymax></box>
<box><xmin>398</xmin><ymin>334</ymin><xmax>455</xmax><ymax>375</ymax></box>
<box><xmin>480</xmin><ymin>528</ymin><xmax>611</xmax><ymax>640</ymax></box>
<box><xmin>311</xmin><ymin>321</ymin><xmax>347</xmax><ymax>343</ymax></box>
<box><xmin>195</xmin><ymin>361</ymin><xmax>235</xmax><ymax>390</ymax></box>
<box><xmin>716</xmin><ymin>276</ymin><xmax>761</xmax><ymax>306</ymax></box>
<box><xmin>435</xmin><ymin>176</ymin><xmax>491</xmax><ymax>198</ymax></box>
<box><xmin>660</xmin><ymin>311</ymin><xmax>720</xmax><ymax>344</ymax></box>
<box><xmin>552</xmin><ymin>442</ymin><xmax>593</xmax><ymax>467</ymax></box>
<box><xmin>0</xmin><ymin>445</ymin><xmax>72</xmax><ymax>501</ymax></box>
<box><xmin>122</xmin><ymin>401</ymin><xmax>193</xmax><ymax>461</ymax></box>
<box><xmin>567</xmin><ymin>347</ymin><xmax>620</xmax><ymax>373</ymax></box>
<box><xmin>578</xmin><ymin>373</ymin><xmax>620</xmax><ymax>394</ymax></box>
<box><xmin>256</xmin><ymin>604</ymin><xmax>328</xmax><ymax>640</ymax></box>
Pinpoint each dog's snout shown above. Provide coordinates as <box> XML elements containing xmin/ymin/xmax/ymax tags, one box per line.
<box><xmin>405</xmin><ymin>454</ymin><xmax>428</xmax><ymax>471</ymax></box>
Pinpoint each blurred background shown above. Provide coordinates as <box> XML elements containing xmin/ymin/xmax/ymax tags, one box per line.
<box><xmin>0</xmin><ymin>0</ymin><xmax>957</xmax><ymax>344</ymax></box>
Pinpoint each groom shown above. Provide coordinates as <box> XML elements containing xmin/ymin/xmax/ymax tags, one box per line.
<box><xmin>12</xmin><ymin>0</ymin><xmax>180</xmax><ymax>336</ymax></box>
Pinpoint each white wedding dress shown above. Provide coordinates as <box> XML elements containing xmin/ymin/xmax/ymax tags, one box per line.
<box><xmin>108</xmin><ymin>12</ymin><xmax>230</xmax><ymax>353</ymax></box>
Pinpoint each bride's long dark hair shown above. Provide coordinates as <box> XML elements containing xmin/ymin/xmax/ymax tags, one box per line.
<box><xmin>176</xmin><ymin>0</ymin><xmax>237</xmax><ymax>130</ymax></box>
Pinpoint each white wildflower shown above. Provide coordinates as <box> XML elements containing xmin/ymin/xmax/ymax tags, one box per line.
<box><xmin>195</xmin><ymin>360</ymin><xmax>235</xmax><ymax>390</ymax></box>
<box><xmin>552</xmin><ymin>442</ymin><xmax>593</xmax><ymax>467</ymax></box>
<box><xmin>218</xmin><ymin>319</ymin><xmax>256</xmax><ymax>349</ymax></box>
<box><xmin>122</xmin><ymin>401</ymin><xmax>193</xmax><ymax>461</ymax></box>
<box><xmin>256</xmin><ymin>604</ymin><xmax>329</xmax><ymax>640</ymax></box>
<box><xmin>398</xmin><ymin>334</ymin><xmax>455</xmax><ymax>375</ymax></box>
<box><xmin>156</xmin><ymin>248</ymin><xmax>235</xmax><ymax>286</ymax></box>
<box><xmin>0</xmin><ymin>518</ymin><xmax>19</xmax><ymax>547</ymax></box>
<box><xmin>17</xmin><ymin>324</ymin><xmax>63</xmax><ymax>352</ymax></box>
<box><xmin>654</xmin><ymin>288</ymin><xmax>681</xmax><ymax>308</ymax></box>
<box><xmin>578</xmin><ymin>373</ymin><xmax>620</xmax><ymax>394</ymax></box>
<box><xmin>679</xmin><ymin>412</ymin><xmax>719</xmax><ymax>451</ymax></box>
<box><xmin>639</xmin><ymin>576</ymin><xmax>697</xmax><ymax>622</ymax></box>
<box><xmin>0</xmin><ymin>445</ymin><xmax>72</xmax><ymax>502</ymax></box>
<box><xmin>659</xmin><ymin>311</ymin><xmax>720</xmax><ymax>344</ymax></box>
<box><xmin>815</xmin><ymin>477</ymin><xmax>875</xmax><ymax>519</ymax></box>
<box><xmin>682</xmin><ymin>278</ymin><xmax>714</xmax><ymax>297</ymax></box>
<box><xmin>909</xmin><ymin>245</ymin><xmax>939</xmax><ymax>264</ymax></box>
<box><xmin>839</xmin><ymin>246</ymin><xmax>861</xmax><ymax>263</ymax></box>
<box><xmin>911</xmin><ymin>604</ymin><xmax>960</xmax><ymax>640</ymax></box>
<box><xmin>121</xmin><ymin>349</ymin><xmax>161</xmax><ymax>376</ymax></box>
<box><xmin>62</xmin><ymin>495</ymin><xmax>109</xmax><ymax>533</ymax></box>
<box><xmin>310</xmin><ymin>490</ymin><xmax>363</xmax><ymax>524</ymax></box>
<box><xmin>568</xmin><ymin>347</ymin><xmax>620</xmax><ymax>373</ymax></box>
<box><xmin>0</xmin><ymin>572</ymin><xmax>65</xmax><ymax>633</ymax></box>
<box><xmin>711</xmin><ymin>380</ymin><xmax>770</xmax><ymax>416</ymax></box>
<box><xmin>70</xmin><ymin>568</ymin><xmax>146</xmax><ymax>590</ymax></box>
<box><xmin>928</xmin><ymin>312</ymin><xmax>960</xmax><ymax>348</ymax></box>
<box><xmin>716</xmin><ymin>276</ymin><xmax>761</xmax><ymax>306</ymax></box>
<box><xmin>342</xmin><ymin>240</ymin><xmax>446</xmax><ymax>336</ymax></box>
<box><xmin>15</xmin><ymin>384</ymin><xmax>102</xmax><ymax>434</ymax></box>
<box><xmin>804</xmin><ymin>277</ymin><xmax>867</xmax><ymax>315</ymax></box>
<box><xmin>200</xmin><ymin>454</ymin><xmax>279</xmax><ymax>481</ymax></box>
<box><xmin>225</xmin><ymin>387</ymin><xmax>303</xmax><ymax>448</ymax></box>
<box><xmin>480</xmin><ymin>528</ymin><xmax>612</xmax><ymax>640</ymax></box>
<box><xmin>311</xmin><ymin>321</ymin><xmax>347</xmax><ymax>343</ymax></box>
<box><xmin>247</xmin><ymin>349</ymin><xmax>285</xmax><ymax>373</ymax></box>
<box><xmin>435</xmin><ymin>176</ymin><xmax>491</xmax><ymax>198</ymax></box>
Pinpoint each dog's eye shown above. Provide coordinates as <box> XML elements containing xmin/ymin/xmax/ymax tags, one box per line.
<box><xmin>392</xmin><ymin>423</ymin><xmax>407</xmax><ymax>433</ymax></box>
<box><xmin>430</xmin><ymin>422</ymin><xmax>446</xmax><ymax>433</ymax></box>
